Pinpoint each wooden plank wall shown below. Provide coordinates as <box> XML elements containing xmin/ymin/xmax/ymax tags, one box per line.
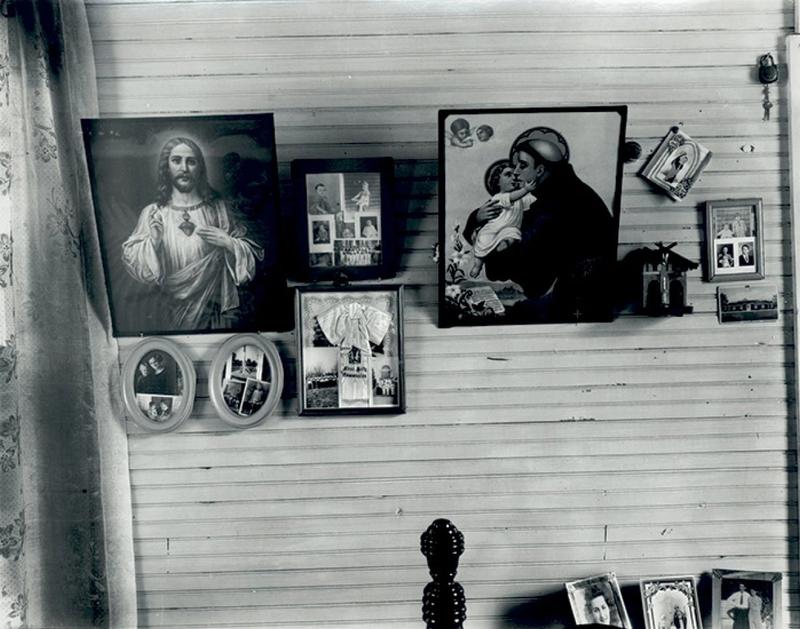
<box><xmin>86</xmin><ymin>1</ymin><xmax>799</xmax><ymax>626</ymax></box>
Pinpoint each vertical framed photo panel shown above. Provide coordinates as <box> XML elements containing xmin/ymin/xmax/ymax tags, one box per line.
<box><xmin>705</xmin><ymin>198</ymin><xmax>765</xmax><ymax>282</ymax></box>
<box><xmin>295</xmin><ymin>285</ymin><xmax>405</xmax><ymax>415</ymax></box>
<box><xmin>438</xmin><ymin>106</ymin><xmax>626</xmax><ymax>327</ymax></box>
<box><xmin>291</xmin><ymin>158</ymin><xmax>397</xmax><ymax>282</ymax></box>
<box><xmin>640</xmin><ymin>576</ymin><xmax>703</xmax><ymax>629</ymax></box>
<box><xmin>82</xmin><ymin>113</ymin><xmax>291</xmax><ymax>337</ymax></box>
<box><xmin>711</xmin><ymin>570</ymin><xmax>781</xmax><ymax>629</ymax></box>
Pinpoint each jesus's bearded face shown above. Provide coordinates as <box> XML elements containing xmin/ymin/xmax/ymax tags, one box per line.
<box><xmin>168</xmin><ymin>143</ymin><xmax>199</xmax><ymax>193</ymax></box>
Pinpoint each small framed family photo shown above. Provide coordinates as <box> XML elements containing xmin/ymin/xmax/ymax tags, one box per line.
<box><xmin>291</xmin><ymin>158</ymin><xmax>396</xmax><ymax>282</ymax></box>
<box><xmin>640</xmin><ymin>576</ymin><xmax>703</xmax><ymax>629</ymax></box>
<box><xmin>438</xmin><ymin>106</ymin><xmax>626</xmax><ymax>327</ymax></box>
<box><xmin>711</xmin><ymin>569</ymin><xmax>781</xmax><ymax>629</ymax></box>
<box><xmin>82</xmin><ymin>113</ymin><xmax>292</xmax><ymax>337</ymax></box>
<box><xmin>295</xmin><ymin>285</ymin><xmax>405</xmax><ymax>415</ymax></box>
<box><xmin>121</xmin><ymin>337</ymin><xmax>196</xmax><ymax>432</ymax></box>
<box><xmin>705</xmin><ymin>198</ymin><xmax>764</xmax><ymax>282</ymax></box>
<box><xmin>717</xmin><ymin>283</ymin><xmax>779</xmax><ymax>323</ymax></box>
<box><xmin>641</xmin><ymin>127</ymin><xmax>712</xmax><ymax>201</ymax></box>
<box><xmin>565</xmin><ymin>573</ymin><xmax>632</xmax><ymax>628</ymax></box>
<box><xmin>208</xmin><ymin>333</ymin><xmax>284</xmax><ymax>428</ymax></box>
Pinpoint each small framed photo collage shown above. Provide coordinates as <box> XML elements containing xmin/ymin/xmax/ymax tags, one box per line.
<box><xmin>291</xmin><ymin>158</ymin><xmax>396</xmax><ymax>282</ymax></box>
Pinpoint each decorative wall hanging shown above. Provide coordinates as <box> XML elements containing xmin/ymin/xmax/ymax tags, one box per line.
<box><xmin>290</xmin><ymin>158</ymin><xmax>397</xmax><ymax>282</ymax></box>
<box><xmin>82</xmin><ymin>113</ymin><xmax>291</xmax><ymax>337</ymax></box>
<box><xmin>704</xmin><ymin>198</ymin><xmax>765</xmax><ymax>281</ymax></box>
<box><xmin>629</xmin><ymin>242</ymin><xmax>698</xmax><ymax>316</ymax></box>
<box><xmin>639</xmin><ymin>576</ymin><xmax>702</xmax><ymax>629</ymax></box>
<box><xmin>717</xmin><ymin>283</ymin><xmax>778</xmax><ymax>323</ymax></box>
<box><xmin>121</xmin><ymin>337</ymin><xmax>196</xmax><ymax>432</ymax></box>
<box><xmin>438</xmin><ymin>106</ymin><xmax>627</xmax><ymax>326</ymax></box>
<box><xmin>640</xmin><ymin>127</ymin><xmax>711</xmax><ymax>201</ymax></box>
<box><xmin>711</xmin><ymin>570</ymin><xmax>781</xmax><ymax>629</ymax></box>
<box><xmin>208</xmin><ymin>333</ymin><xmax>284</xmax><ymax>428</ymax></box>
<box><xmin>296</xmin><ymin>285</ymin><xmax>405</xmax><ymax>415</ymax></box>
<box><xmin>565</xmin><ymin>573</ymin><xmax>632</xmax><ymax>629</ymax></box>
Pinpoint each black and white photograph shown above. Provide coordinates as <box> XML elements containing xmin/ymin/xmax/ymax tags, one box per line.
<box><xmin>207</xmin><ymin>334</ymin><xmax>284</xmax><ymax>428</ymax></box>
<box><xmin>121</xmin><ymin>337</ymin><xmax>197</xmax><ymax>433</ymax></box>
<box><xmin>565</xmin><ymin>573</ymin><xmax>632</xmax><ymax>629</ymax></box>
<box><xmin>712</xmin><ymin>570</ymin><xmax>781</xmax><ymax>629</ymax></box>
<box><xmin>296</xmin><ymin>286</ymin><xmax>405</xmax><ymax>415</ymax></box>
<box><xmin>705</xmin><ymin>198</ymin><xmax>765</xmax><ymax>281</ymax></box>
<box><xmin>134</xmin><ymin>350</ymin><xmax>181</xmax><ymax>397</ymax></box>
<box><xmin>82</xmin><ymin>114</ymin><xmax>291</xmax><ymax>336</ymax></box>
<box><xmin>717</xmin><ymin>284</ymin><xmax>779</xmax><ymax>323</ymax></box>
<box><xmin>291</xmin><ymin>158</ymin><xmax>396</xmax><ymax>281</ymax></box>
<box><xmin>641</xmin><ymin>128</ymin><xmax>712</xmax><ymax>201</ymax></box>
<box><xmin>640</xmin><ymin>576</ymin><xmax>703</xmax><ymax>629</ymax></box>
<box><xmin>439</xmin><ymin>106</ymin><xmax>626</xmax><ymax>326</ymax></box>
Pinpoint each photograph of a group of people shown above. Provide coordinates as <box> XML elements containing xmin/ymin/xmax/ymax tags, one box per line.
<box><xmin>719</xmin><ymin>579</ymin><xmax>773</xmax><ymax>629</ymax></box>
<box><xmin>134</xmin><ymin>350</ymin><xmax>183</xmax><ymax>423</ymax></box>
<box><xmin>713</xmin><ymin>205</ymin><xmax>757</xmax><ymax>273</ymax></box>
<box><xmin>566</xmin><ymin>573</ymin><xmax>632</xmax><ymax>628</ymax></box>
<box><xmin>441</xmin><ymin>108</ymin><xmax>625</xmax><ymax>325</ymax></box>
<box><xmin>306</xmin><ymin>172</ymin><xmax>382</xmax><ymax>268</ymax></box>
<box><xmin>299</xmin><ymin>290</ymin><xmax>400</xmax><ymax>412</ymax></box>
<box><xmin>221</xmin><ymin>344</ymin><xmax>271</xmax><ymax>417</ymax></box>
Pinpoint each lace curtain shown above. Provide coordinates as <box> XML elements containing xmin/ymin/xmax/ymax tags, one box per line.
<box><xmin>0</xmin><ymin>1</ymin><xmax>136</xmax><ymax>627</ymax></box>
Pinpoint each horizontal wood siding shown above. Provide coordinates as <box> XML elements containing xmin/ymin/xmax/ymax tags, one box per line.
<box><xmin>87</xmin><ymin>1</ymin><xmax>799</xmax><ymax>626</ymax></box>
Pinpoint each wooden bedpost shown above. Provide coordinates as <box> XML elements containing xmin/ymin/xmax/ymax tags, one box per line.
<box><xmin>420</xmin><ymin>518</ymin><xmax>466</xmax><ymax>629</ymax></box>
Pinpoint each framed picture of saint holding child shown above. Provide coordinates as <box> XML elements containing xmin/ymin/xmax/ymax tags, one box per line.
<box><xmin>438</xmin><ymin>106</ymin><xmax>626</xmax><ymax>327</ymax></box>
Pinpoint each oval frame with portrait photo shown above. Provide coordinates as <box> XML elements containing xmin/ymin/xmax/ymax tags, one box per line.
<box><xmin>208</xmin><ymin>333</ymin><xmax>284</xmax><ymax>429</ymax></box>
<box><xmin>121</xmin><ymin>337</ymin><xmax>197</xmax><ymax>433</ymax></box>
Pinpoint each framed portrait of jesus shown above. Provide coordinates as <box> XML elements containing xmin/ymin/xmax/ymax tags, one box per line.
<box><xmin>438</xmin><ymin>106</ymin><xmax>627</xmax><ymax>327</ymax></box>
<box><xmin>82</xmin><ymin>113</ymin><xmax>292</xmax><ymax>337</ymax></box>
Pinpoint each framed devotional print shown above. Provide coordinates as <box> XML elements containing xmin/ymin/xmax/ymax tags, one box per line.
<box><xmin>705</xmin><ymin>198</ymin><xmax>765</xmax><ymax>282</ymax></box>
<box><xmin>641</xmin><ymin>127</ymin><xmax>712</xmax><ymax>202</ymax></box>
<box><xmin>711</xmin><ymin>569</ymin><xmax>781</xmax><ymax>629</ymax></box>
<box><xmin>291</xmin><ymin>158</ymin><xmax>397</xmax><ymax>281</ymax></box>
<box><xmin>208</xmin><ymin>333</ymin><xmax>284</xmax><ymax>428</ymax></box>
<box><xmin>438</xmin><ymin>106</ymin><xmax>626</xmax><ymax>327</ymax></box>
<box><xmin>121</xmin><ymin>337</ymin><xmax>196</xmax><ymax>432</ymax></box>
<box><xmin>295</xmin><ymin>285</ymin><xmax>405</xmax><ymax>415</ymax></box>
<box><xmin>82</xmin><ymin>113</ymin><xmax>292</xmax><ymax>337</ymax></box>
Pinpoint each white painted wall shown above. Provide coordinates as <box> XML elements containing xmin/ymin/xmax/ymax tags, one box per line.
<box><xmin>87</xmin><ymin>1</ymin><xmax>798</xmax><ymax>626</ymax></box>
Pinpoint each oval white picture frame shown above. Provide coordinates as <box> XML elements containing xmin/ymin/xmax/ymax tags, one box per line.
<box><xmin>121</xmin><ymin>337</ymin><xmax>196</xmax><ymax>433</ymax></box>
<box><xmin>208</xmin><ymin>333</ymin><xmax>284</xmax><ymax>429</ymax></box>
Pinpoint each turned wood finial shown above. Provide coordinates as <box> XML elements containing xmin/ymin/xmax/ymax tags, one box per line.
<box><xmin>420</xmin><ymin>519</ymin><xmax>466</xmax><ymax>629</ymax></box>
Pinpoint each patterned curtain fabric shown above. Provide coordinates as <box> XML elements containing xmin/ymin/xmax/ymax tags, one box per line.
<box><xmin>0</xmin><ymin>1</ymin><xmax>137</xmax><ymax>627</ymax></box>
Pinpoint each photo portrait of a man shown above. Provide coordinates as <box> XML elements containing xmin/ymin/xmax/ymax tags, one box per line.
<box><xmin>83</xmin><ymin>114</ymin><xmax>291</xmax><ymax>336</ymax></box>
<box><xmin>440</xmin><ymin>107</ymin><xmax>626</xmax><ymax>326</ymax></box>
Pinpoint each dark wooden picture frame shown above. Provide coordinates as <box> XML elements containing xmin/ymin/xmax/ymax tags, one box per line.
<box><xmin>705</xmin><ymin>198</ymin><xmax>765</xmax><ymax>282</ymax></box>
<box><xmin>296</xmin><ymin>285</ymin><xmax>405</xmax><ymax>415</ymax></box>
<box><xmin>82</xmin><ymin>113</ymin><xmax>291</xmax><ymax>337</ymax></box>
<box><xmin>438</xmin><ymin>106</ymin><xmax>626</xmax><ymax>327</ymax></box>
<box><xmin>290</xmin><ymin>158</ymin><xmax>397</xmax><ymax>282</ymax></box>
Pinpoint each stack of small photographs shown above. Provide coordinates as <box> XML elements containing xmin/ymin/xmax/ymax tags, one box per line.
<box><xmin>306</xmin><ymin>172</ymin><xmax>383</xmax><ymax>268</ymax></box>
<box><xmin>221</xmin><ymin>344</ymin><xmax>272</xmax><ymax>417</ymax></box>
<box><xmin>134</xmin><ymin>350</ymin><xmax>184</xmax><ymax>423</ymax></box>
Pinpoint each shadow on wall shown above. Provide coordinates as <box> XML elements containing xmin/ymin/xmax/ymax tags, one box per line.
<box><xmin>499</xmin><ymin>576</ymin><xmax>716</xmax><ymax>629</ymax></box>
